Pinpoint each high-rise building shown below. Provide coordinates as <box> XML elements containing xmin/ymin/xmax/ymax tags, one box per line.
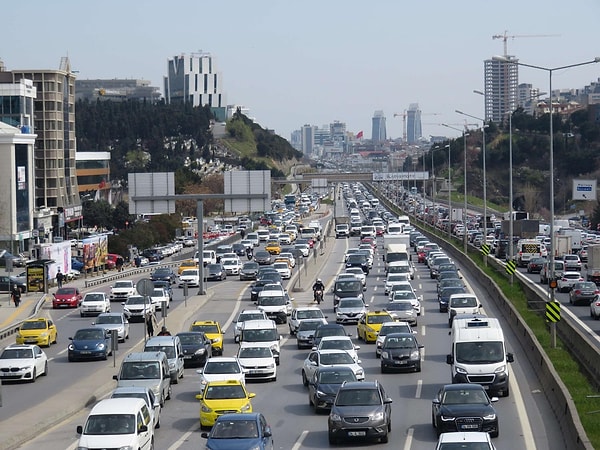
<box><xmin>484</xmin><ymin>57</ymin><xmax>518</xmax><ymax>123</ymax></box>
<box><xmin>406</xmin><ymin>104</ymin><xmax>422</xmax><ymax>144</ymax></box>
<box><xmin>517</xmin><ymin>83</ymin><xmax>542</xmax><ymax>115</ymax></box>
<box><xmin>371</xmin><ymin>110</ymin><xmax>386</xmax><ymax>143</ymax></box>
<box><xmin>0</xmin><ymin>57</ymin><xmax>82</xmax><ymax>241</ymax></box>
<box><xmin>301</xmin><ymin>124</ymin><xmax>315</xmax><ymax>155</ymax></box>
<box><xmin>164</xmin><ymin>52</ymin><xmax>226</xmax><ymax>121</ymax></box>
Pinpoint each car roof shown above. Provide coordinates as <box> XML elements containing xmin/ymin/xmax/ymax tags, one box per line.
<box><xmin>90</xmin><ymin>398</ymin><xmax>147</xmax><ymax>415</ymax></box>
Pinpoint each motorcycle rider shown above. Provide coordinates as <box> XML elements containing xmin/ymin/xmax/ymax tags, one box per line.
<box><xmin>312</xmin><ymin>278</ymin><xmax>325</xmax><ymax>303</ymax></box>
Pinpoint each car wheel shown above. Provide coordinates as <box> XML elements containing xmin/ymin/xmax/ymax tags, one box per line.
<box><xmin>381</xmin><ymin>365</ymin><xmax>386</xmax><ymax>374</ymax></box>
<box><xmin>43</xmin><ymin>361</ymin><xmax>48</xmax><ymax>376</ymax></box>
<box><xmin>166</xmin><ymin>385</ymin><xmax>172</xmax><ymax>400</ymax></box>
<box><xmin>415</xmin><ymin>363</ymin><xmax>421</xmax><ymax>372</ymax></box>
<box><xmin>302</xmin><ymin>370</ymin><xmax>308</xmax><ymax>386</ymax></box>
<box><xmin>381</xmin><ymin>432</ymin><xmax>389</xmax><ymax>443</ymax></box>
<box><xmin>31</xmin><ymin>368</ymin><xmax>36</xmax><ymax>382</ymax></box>
<box><xmin>491</xmin><ymin>424</ymin><xmax>499</xmax><ymax>438</ymax></box>
<box><xmin>328</xmin><ymin>433</ymin><xmax>337</xmax><ymax>445</ymax></box>
<box><xmin>432</xmin><ymin>412</ymin><xmax>436</xmax><ymax>428</ymax></box>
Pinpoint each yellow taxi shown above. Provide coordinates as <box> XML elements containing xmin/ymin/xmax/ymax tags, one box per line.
<box><xmin>356</xmin><ymin>311</ymin><xmax>394</xmax><ymax>343</ymax></box>
<box><xmin>265</xmin><ymin>241</ymin><xmax>281</xmax><ymax>255</ymax></box>
<box><xmin>190</xmin><ymin>320</ymin><xmax>224</xmax><ymax>355</ymax></box>
<box><xmin>16</xmin><ymin>318</ymin><xmax>58</xmax><ymax>347</ymax></box>
<box><xmin>195</xmin><ymin>379</ymin><xmax>255</xmax><ymax>428</ymax></box>
<box><xmin>178</xmin><ymin>259</ymin><xmax>198</xmax><ymax>275</ymax></box>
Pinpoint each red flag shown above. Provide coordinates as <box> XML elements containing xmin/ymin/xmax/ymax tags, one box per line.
<box><xmin>356</xmin><ymin>131</ymin><xmax>363</xmax><ymax>139</ymax></box>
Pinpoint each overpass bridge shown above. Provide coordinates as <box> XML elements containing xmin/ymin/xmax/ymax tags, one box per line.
<box><xmin>273</xmin><ymin>171</ymin><xmax>429</xmax><ymax>184</ymax></box>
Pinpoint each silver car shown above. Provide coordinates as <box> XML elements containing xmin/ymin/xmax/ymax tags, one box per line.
<box><xmin>335</xmin><ymin>298</ymin><xmax>367</xmax><ymax>324</ymax></box>
<box><xmin>93</xmin><ymin>312</ymin><xmax>130</xmax><ymax>342</ymax></box>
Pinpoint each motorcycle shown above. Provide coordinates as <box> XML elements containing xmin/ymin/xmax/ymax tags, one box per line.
<box><xmin>314</xmin><ymin>289</ymin><xmax>323</xmax><ymax>305</ymax></box>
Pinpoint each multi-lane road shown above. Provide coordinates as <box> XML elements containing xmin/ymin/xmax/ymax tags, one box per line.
<box><xmin>1</xmin><ymin>213</ymin><xmax>570</xmax><ymax>449</ymax></box>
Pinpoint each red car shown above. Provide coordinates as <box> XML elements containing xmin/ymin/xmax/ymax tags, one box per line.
<box><xmin>52</xmin><ymin>287</ymin><xmax>83</xmax><ymax>308</ymax></box>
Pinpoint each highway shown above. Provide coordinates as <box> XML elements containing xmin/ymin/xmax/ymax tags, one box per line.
<box><xmin>0</xmin><ymin>204</ymin><xmax>568</xmax><ymax>449</ymax></box>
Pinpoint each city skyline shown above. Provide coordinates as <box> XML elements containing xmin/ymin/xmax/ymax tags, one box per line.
<box><xmin>2</xmin><ymin>0</ymin><xmax>599</xmax><ymax>141</ymax></box>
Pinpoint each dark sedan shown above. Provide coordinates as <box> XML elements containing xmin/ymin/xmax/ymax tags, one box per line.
<box><xmin>569</xmin><ymin>281</ymin><xmax>600</xmax><ymax>306</ymax></box>
<box><xmin>151</xmin><ymin>267</ymin><xmax>177</xmax><ymax>284</ymax></box>
<box><xmin>68</xmin><ymin>327</ymin><xmax>112</xmax><ymax>361</ymax></box>
<box><xmin>205</xmin><ymin>263</ymin><xmax>227</xmax><ymax>281</ymax></box>
<box><xmin>432</xmin><ymin>383</ymin><xmax>499</xmax><ymax>437</ymax></box>
<box><xmin>232</xmin><ymin>243</ymin><xmax>247</xmax><ymax>257</ymax></box>
<box><xmin>250</xmin><ymin>279</ymin><xmax>274</xmax><ymax>302</ymax></box>
<box><xmin>380</xmin><ymin>332</ymin><xmax>423</xmax><ymax>373</ymax></box>
<box><xmin>254</xmin><ymin>250</ymin><xmax>272</xmax><ymax>265</ymax></box>
<box><xmin>526</xmin><ymin>257</ymin><xmax>546</xmax><ymax>274</ymax></box>
<box><xmin>345</xmin><ymin>254</ymin><xmax>369</xmax><ymax>274</ymax></box>
<box><xmin>177</xmin><ymin>331</ymin><xmax>213</xmax><ymax>367</ymax></box>
<box><xmin>308</xmin><ymin>366</ymin><xmax>357</xmax><ymax>412</ymax></box>
<box><xmin>239</xmin><ymin>262</ymin><xmax>260</xmax><ymax>281</ymax></box>
<box><xmin>438</xmin><ymin>286</ymin><xmax>467</xmax><ymax>313</ymax></box>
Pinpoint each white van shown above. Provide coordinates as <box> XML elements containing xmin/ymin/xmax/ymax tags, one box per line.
<box><xmin>144</xmin><ymin>335</ymin><xmax>185</xmax><ymax>383</ymax></box>
<box><xmin>239</xmin><ymin>319</ymin><xmax>281</xmax><ymax>365</ymax></box>
<box><xmin>113</xmin><ymin>351</ymin><xmax>172</xmax><ymax>407</ymax></box>
<box><xmin>76</xmin><ymin>398</ymin><xmax>154</xmax><ymax>450</ymax></box>
<box><xmin>246</xmin><ymin>232</ymin><xmax>260</xmax><ymax>247</ymax></box>
<box><xmin>446</xmin><ymin>317</ymin><xmax>513</xmax><ymax>397</ymax></box>
<box><xmin>257</xmin><ymin>229</ymin><xmax>270</xmax><ymax>241</ymax></box>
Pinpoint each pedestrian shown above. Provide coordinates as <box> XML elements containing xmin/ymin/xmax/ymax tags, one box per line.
<box><xmin>116</xmin><ymin>256</ymin><xmax>124</xmax><ymax>272</ymax></box>
<box><xmin>134</xmin><ymin>256</ymin><xmax>141</xmax><ymax>268</ymax></box>
<box><xmin>11</xmin><ymin>285</ymin><xmax>21</xmax><ymax>307</ymax></box>
<box><xmin>146</xmin><ymin>313</ymin><xmax>155</xmax><ymax>337</ymax></box>
<box><xmin>157</xmin><ymin>326</ymin><xmax>171</xmax><ymax>336</ymax></box>
<box><xmin>56</xmin><ymin>270</ymin><xmax>64</xmax><ymax>288</ymax></box>
<box><xmin>240</xmin><ymin>228</ymin><xmax>246</xmax><ymax>240</ymax></box>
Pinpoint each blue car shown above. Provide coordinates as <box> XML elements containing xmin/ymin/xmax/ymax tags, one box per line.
<box><xmin>71</xmin><ymin>257</ymin><xmax>84</xmax><ymax>271</ymax></box>
<box><xmin>201</xmin><ymin>413</ymin><xmax>273</xmax><ymax>450</ymax></box>
<box><xmin>68</xmin><ymin>327</ymin><xmax>112</xmax><ymax>361</ymax></box>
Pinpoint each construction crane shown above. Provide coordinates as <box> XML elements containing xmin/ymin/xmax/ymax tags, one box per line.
<box><xmin>393</xmin><ymin>111</ymin><xmax>440</xmax><ymax>142</ymax></box>
<box><xmin>492</xmin><ymin>31</ymin><xmax>560</xmax><ymax>56</ymax></box>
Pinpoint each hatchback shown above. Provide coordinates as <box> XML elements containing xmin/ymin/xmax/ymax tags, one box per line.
<box><xmin>201</xmin><ymin>413</ymin><xmax>273</xmax><ymax>450</ymax></box>
<box><xmin>569</xmin><ymin>281</ymin><xmax>599</xmax><ymax>305</ymax></box>
<box><xmin>380</xmin><ymin>332</ymin><xmax>423</xmax><ymax>372</ymax></box>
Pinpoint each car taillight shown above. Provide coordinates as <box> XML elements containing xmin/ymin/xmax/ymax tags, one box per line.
<box><xmin>574</xmin><ymin>290</ymin><xmax>581</xmax><ymax>295</ymax></box>
<box><xmin>595</xmin><ymin>290</ymin><xmax>600</xmax><ymax>295</ymax></box>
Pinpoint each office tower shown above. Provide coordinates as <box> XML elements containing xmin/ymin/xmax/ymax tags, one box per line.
<box><xmin>164</xmin><ymin>52</ymin><xmax>226</xmax><ymax>121</ymax></box>
<box><xmin>371</xmin><ymin>110</ymin><xmax>387</xmax><ymax>143</ymax></box>
<box><xmin>484</xmin><ymin>57</ymin><xmax>518</xmax><ymax>123</ymax></box>
<box><xmin>406</xmin><ymin>104</ymin><xmax>422</xmax><ymax>144</ymax></box>
<box><xmin>301</xmin><ymin>124</ymin><xmax>315</xmax><ymax>155</ymax></box>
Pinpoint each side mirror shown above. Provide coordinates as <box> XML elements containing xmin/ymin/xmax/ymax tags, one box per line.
<box><xmin>506</xmin><ymin>352</ymin><xmax>514</xmax><ymax>363</ymax></box>
<box><xmin>112</xmin><ymin>374</ymin><xmax>118</xmax><ymax>380</ymax></box>
<box><xmin>195</xmin><ymin>394</ymin><xmax>203</xmax><ymax>400</ymax></box>
<box><xmin>76</xmin><ymin>425</ymin><xmax>83</xmax><ymax>434</ymax></box>
<box><xmin>446</xmin><ymin>354</ymin><xmax>454</xmax><ymax>365</ymax></box>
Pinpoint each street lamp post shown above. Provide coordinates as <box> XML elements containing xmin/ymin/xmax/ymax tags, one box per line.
<box><xmin>493</xmin><ymin>55</ymin><xmax>600</xmax><ymax>310</ymax></box>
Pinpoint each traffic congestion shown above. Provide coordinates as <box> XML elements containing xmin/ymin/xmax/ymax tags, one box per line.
<box><xmin>0</xmin><ymin>184</ymin><xmax>567</xmax><ymax>449</ymax></box>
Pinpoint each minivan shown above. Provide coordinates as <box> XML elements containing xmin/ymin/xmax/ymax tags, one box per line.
<box><xmin>76</xmin><ymin>398</ymin><xmax>154</xmax><ymax>450</ymax></box>
<box><xmin>113</xmin><ymin>351</ymin><xmax>172</xmax><ymax>407</ymax></box>
<box><xmin>239</xmin><ymin>319</ymin><xmax>281</xmax><ymax>365</ymax></box>
<box><xmin>144</xmin><ymin>335</ymin><xmax>185</xmax><ymax>383</ymax></box>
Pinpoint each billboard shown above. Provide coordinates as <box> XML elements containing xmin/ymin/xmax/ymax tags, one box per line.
<box><xmin>372</xmin><ymin>171</ymin><xmax>429</xmax><ymax>181</ymax></box>
<box><xmin>224</xmin><ymin>170</ymin><xmax>271</xmax><ymax>213</ymax></box>
<box><xmin>81</xmin><ymin>234</ymin><xmax>109</xmax><ymax>271</ymax></box>
<box><xmin>128</xmin><ymin>172</ymin><xmax>176</xmax><ymax>214</ymax></box>
<box><xmin>38</xmin><ymin>241</ymin><xmax>73</xmax><ymax>281</ymax></box>
<box><xmin>572</xmin><ymin>179</ymin><xmax>597</xmax><ymax>201</ymax></box>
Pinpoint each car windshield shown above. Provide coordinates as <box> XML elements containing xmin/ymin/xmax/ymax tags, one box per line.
<box><xmin>392</xmin><ymin>291</ymin><xmax>416</xmax><ymax>300</ymax></box>
<box><xmin>367</xmin><ymin>315</ymin><xmax>392</xmax><ymax>325</ymax></box>
<box><xmin>151</xmin><ymin>289</ymin><xmax>165</xmax><ymax>297</ymax></box>
<box><xmin>96</xmin><ymin>315</ymin><xmax>122</xmax><ymax>325</ymax></box>
<box><xmin>335</xmin><ymin>281</ymin><xmax>361</xmax><ymax>292</ymax></box>
<box><xmin>336</xmin><ymin>388</ymin><xmax>380</xmax><ymax>406</ymax></box>
<box><xmin>83</xmin><ymin>294</ymin><xmax>105</xmax><ymax>302</ymax></box>
<box><xmin>211</xmin><ymin>419</ymin><xmax>259</xmax><ymax>439</ymax></box>
<box><xmin>442</xmin><ymin>388</ymin><xmax>489</xmax><ymax>405</ymax></box>
<box><xmin>242</xmin><ymin>329</ymin><xmax>278</xmax><ymax>342</ymax></box>
<box><xmin>114</xmin><ymin>282</ymin><xmax>132</xmax><ymax>288</ymax></box>
<box><xmin>74</xmin><ymin>329</ymin><xmax>105</xmax><ymax>340</ymax></box>
<box><xmin>319</xmin><ymin>352</ymin><xmax>354</xmax><ymax>365</ymax></box>
<box><xmin>387</xmin><ymin>302</ymin><xmax>413</xmax><ymax>311</ymax></box>
<box><xmin>145</xmin><ymin>345</ymin><xmax>175</xmax><ymax>358</ymax></box>
<box><xmin>318</xmin><ymin>370</ymin><xmax>356</xmax><ymax>384</ymax></box>
<box><xmin>178</xmin><ymin>333</ymin><xmax>205</xmax><ymax>345</ymax></box>
<box><xmin>379</xmin><ymin>325</ymin><xmax>410</xmax><ymax>335</ymax></box>
<box><xmin>297</xmin><ymin>310</ymin><xmax>322</xmax><ymax>320</ymax></box>
<box><xmin>1</xmin><ymin>348</ymin><xmax>34</xmax><ymax>359</ymax></box>
<box><xmin>127</xmin><ymin>296</ymin><xmax>148</xmax><ymax>305</ymax></box>
<box><xmin>258</xmin><ymin>296</ymin><xmax>284</xmax><ymax>306</ymax></box>
<box><xmin>181</xmin><ymin>269</ymin><xmax>199</xmax><ymax>276</ymax></box>
<box><xmin>298</xmin><ymin>321</ymin><xmax>323</xmax><ymax>332</ymax></box>
<box><xmin>239</xmin><ymin>347</ymin><xmax>272</xmax><ymax>358</ymax></box>
<box><xmin>204</xmin><ymin>361</ymin><xmax>241</xmax><ymax>374</ymax></box>
<box><xmin>320</xmin><ymin>340</ymin><xmax>352</xmax><ymax>351</ymax></box>
<box><xmin>21</xmin><ymin>321</ymin><xmax>47</xmax><ymax>330</ymax></box>
<box><xmin>84</xmin><ymin>414</ymin><xmax>136</xmax><ymax>435</ymax></box>
<box><xmin>121</xmin><ymin>362</ymin><xmax>160</xmax><ymax>379</ymax></box>
<box><xmin>238</xmin><ymin>313</ymin><xmax>265</xmax><ymax>322</ymax></box>
<box><xmin>56</xmin><ymin>288</ymin><xmax>76</xmax><ymax>295</ymax></box>
<box><xmin>191</xmin><ymin>324</ymin><xmax>219</xmax><ymax>334</ymax></box>
<box><xmin>384</xmin><ymin>336</ymin><xmax>416</xmax><ymax>349</ymax></box>
<box><xmin>451</xmin><ymin>297</ymin><xmax>478</xmax><ymax>307</ymax></box>
<box><xmin>153</xmin><ymin>269</ymin><xmax>170</xmax><ymax>275</ymax></box>
<box><xmin>339</xmin><ymin>299</ymin><xmax>364</xmax><ymax>309</ymax></box>
<box><xmin>437</xmin><ymin>443</ymin><xmax>492</xmax><ymax>450</ymax></box>
<box><xmin>455</xmin><ymin>341</ymin><xmax>504</xmax><ymax>364</ymax></box>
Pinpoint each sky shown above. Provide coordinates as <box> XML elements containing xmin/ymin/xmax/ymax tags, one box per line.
<box><xmin>3</xmin><ymin>0</ymin><xmax>600</xmax><ymax>141</ymax></box>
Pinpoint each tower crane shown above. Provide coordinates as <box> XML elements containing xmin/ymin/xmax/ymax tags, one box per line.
<box><xmin>393</xmin><ymin>111</ymin><xmax>440</xmax><ymax>142</ymax></box>
<box><xmin>492</xmin><ymin>30</ymin><xmax>560</xmax><ymax>56</ymax></box>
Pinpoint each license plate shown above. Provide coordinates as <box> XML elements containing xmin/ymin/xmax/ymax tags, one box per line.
<box><xmin>461</xmin><ymin>424</ymin><xmax>479</xmax><ymax>429</ymax></box>
<box><xmin>80</xmin><ymin>351</ymin><xmax>91</xmax><ymax>354</ymax></box>
<box><xmin>184</xmin><ymin>355</ymin><xmax>192</xmax><ymax>359</ymax></box>
<box><xmin>348</xmin><ymin>431</ymin><xmax>366</xmax><ymax>437</ymax></box>
<box><xmin>248</xmin><ymin>370</ymin><xmax>260</xmax><ymax>374</ymax></box>
<box><xmin>396</xmin><ymin>360</ymin><xmax>407</xmax><ymax>365</ymax></box>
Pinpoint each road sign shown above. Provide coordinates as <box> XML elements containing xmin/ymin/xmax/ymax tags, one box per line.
<box><xmin>545</xmin><ymin>301</ymin><xmax>561</xmax><ymax>322</ymax></box>
<box><xmin>136</xmin><ymin>279</ymin><xmax>155</xmax><ymax>297</ymax></box>
<box><xmin>481</xmin><ymin>244</ymin><xmax>490</xmax><ymax>256</ymax></box>
<box><xmin>505</xmin><ymin>260</ymin><xmax>517</xmax><ymax>275</ymax></box>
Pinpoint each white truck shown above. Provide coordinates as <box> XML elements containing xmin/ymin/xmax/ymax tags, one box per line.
<box><xmin>558</xmin><ymin>228</ymin><xmax>583</xmax><ymax>253</ymax></box>
<box><xmin>586</xmin><ymin>244</ymin><xmax>600</xmax><ymax>285</ymax></box>
<box><xmin>382</xmin><ymin>233</ymin><xmax>410</xmax><ymax>250</ymax></box>
<box><xmin>554</xmin><ymin>235</ymin><xmax>572</xmax><ymax>259</ymax></box>
<box><xmin>110</xmin><ymin>280</ymin><xmax>137</xmax><ymax>302</ymax></box>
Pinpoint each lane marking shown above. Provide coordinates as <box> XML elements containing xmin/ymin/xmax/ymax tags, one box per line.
<box><xmin>510</xmin><ymin>369</ymin><xmax>537</xmax><ymax>449</ymax></box>
<box><xmin>403</xmin><ymin>427</ymin><xmax>414</xmax><ymax>450</ymax></box>
<box><xmin>415</xmin><ymin>379</ymin><xmax>423</xmax><ymax>398</ymax></box>
<box><xmin>292</xmin><ymin>430</ymin><xmax>309</xmax><ymax>450</ymax></box>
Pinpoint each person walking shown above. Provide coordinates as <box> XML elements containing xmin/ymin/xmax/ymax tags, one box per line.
<box><xmin>146</xmin><ymin>312</ymin><xmax>155</xmax><ymax>337</ymax></box>
<box><xmin>56</xmin><ymin>270</ymin><xmax>64</xmax><ymax>288</ymax></box>
<box><xmin>11</xmin><ymin>285</ymin><xmax>21</xmax><ymax>307</ymax></box>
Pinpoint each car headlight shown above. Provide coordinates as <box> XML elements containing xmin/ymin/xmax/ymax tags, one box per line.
<box><xmin>330</xmin><ymin>413</ymin><xmax>342</xmax><ymax>422</ymax></box>
<box><xmin>483</xmin><ymin>413</ymin><xmax>497</xmax><ymax>421</ymax></box>
<box><xmin>241</xmin><ymin>402</ymin><xmax>252</xmax><ymax>412</ymax></box>
<box><xmin>267</xmin><ymin>363</ymin><xmax>275</xmax><ymax>369</ymax></box>
<box><xmin>410</xmin><ymin>350</ymin><xmax>420</xmax><ymax>360</ymax></box>
<box><xmin>455</xmin><ymin>366</ymin><xmax>468</xmax><ymax>375</ymax></box>
<box><xmin>212</xmin><ymin>337</ymin><xmax>222</xmax><ymax>343</ymax></box>
<box><xmin>41</xmin><ymin>332</ymin><xmax>49</xmax><ymax>337</ymax></box>
<box><xmin>440</xmin><ymin>414</ymin><xmax>455</xmax><ymax>422</ymax></box>
<box><xmin>97</xmin><ymin>343</ymin><xmax>106</xmax><ymax>350</ymax></box>
<box><xmin>371</xmin><ymin>411</ymin><xmax>384</xmax><ymax>421</ymax></box>
<box><xmin>355</xmin><ymin>369</ymin><xmax>364</xmax><ymax>377</ymax></box>
<box><xmin>68</xmin><ymin>344</ymin><xmax>74</xmax><ymax>350</ymax></box>
<box><xmin>316</xmin><ymin>389</ymin><xmax>327</xmax><ymax>397</ymax></box>
<box><xmin>381</xmin><ymin>351</ymin><xmax>389</xmax><ymax>359</ymax></box>
<box><xmin>494</xmin><ymin>365</ymin><xmax>506</xmax><ymax>374</ymax></box>
<box><xmin>195</xmin><ymin>348</ymin><xmax>206</xmax><ymax>355</ymax></box>
<box><xmin>201</xmin><ymin>403</ymin><xmax>213</xmax><ymax>413</ymax></box>
<box><xmin>169</xmin><ymin>362</ymin><xmax>176</xmax><ymax>370</ymax></box>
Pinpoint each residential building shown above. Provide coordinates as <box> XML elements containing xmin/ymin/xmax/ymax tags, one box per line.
<box><xmin>164</xmin><ymin>52</ymin><xmax>226</xmax><ymax>121</ymax></box>
<box><xmin>371</xmin><ymin>110</ymin><xmax>387</xmax><ymax>143</ymax></box>
<box><xmin>75</xmin><ymin>151</ymin><xmax>111</xmax><ymax>202</ymax></box>
<box><xmin>484</xmin><ymin>56</ymin><xmax>518</xmax><ymax>123</ymax></box>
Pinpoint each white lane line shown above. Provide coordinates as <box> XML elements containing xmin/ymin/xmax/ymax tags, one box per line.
<box><xmin>292</xmin><ymin>430</ymin><xmax>309</xmax><ymax>450</ymax></box>
<box><xmin>370</xmin><ymin>295</ymin><xmax>375</xmax><ymax>305</ymax></box>
<box><xmin>510</xmin><ymin>370</ymin><xmax>537</xmax><ymax>449</ymax></box>
<box><xmin>167</xmin><ymin>422</ymin><xmax>198</xmax><ymax>450</ymax></box>
<box><xmin>415</xmin><ymin>379</ymin><xmax>423</xmax><ymax>399</ymax></box>
<box><xmin>421</xmin><ymin>324</ymin><xmax>426</xmax><ymax>336</ymax></box>
<box><xmin>403</xmin><ymin>427</ymin><xmax>414</xmax><ymax>450</ymax></box>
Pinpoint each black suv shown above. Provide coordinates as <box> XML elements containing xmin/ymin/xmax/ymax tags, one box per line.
<box><xmin>328</xmin><ymin>380</ymin><xmax>392</xmax><ymax>444</ymax></box>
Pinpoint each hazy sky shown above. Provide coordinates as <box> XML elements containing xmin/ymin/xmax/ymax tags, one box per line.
<box><xmin>3</xmin><ymin>0</ymin><xmax>600</xmax><ymax>141</ymax></box>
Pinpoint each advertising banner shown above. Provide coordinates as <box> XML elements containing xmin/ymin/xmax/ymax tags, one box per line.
<box><xmin>82</xmin><ymin>234</ymin><xmax>109</xmax><ymax>271</ymax></box>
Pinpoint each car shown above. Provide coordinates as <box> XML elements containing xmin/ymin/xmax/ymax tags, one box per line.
<box><xmin>437</xmin><ymin>277</ymin><xmax>466</xmax><ymax>294</ymax></box>
<box><xmin>380</xmin><ymin>332</ymin><xmax>423</xmax><ymax>372</ymax></box>
<box><xmin>390</xmin><ymin>289</ymin><xmax>422</xmax><ymax>315</ymax></box>
<box><xmin>295</xmin><ymin>243</ymin><xmax>310</xmax><ymax>257</ymax></box>
<box><xmin>52</xmin><ymin>287</ymin><xmax>83</xmax><ymax>308</ymax></box>
<box><xmin>150</xmin><ymin>267</ymin><xmax>176</xmax><ymax>284</ymax></box>
<box><xmin>0</xmin><ymin>275</ymin><xmax>26</xmax><ymax>293</ymax></box>
<box><xmin>0</xmin><ymin>344</ymin><xmax>48</xmax><ymax>382</ymax></box>
<box><xmin>255</xmin><ymin>289</ymin><xmax>292</xmax><ymax>324</ymax></box>
<box><xmin>302</xmin><ymin>349</ymin><xmax>364</xmax><ymax>386</ymax></box>
<box><xmin>237</xmin><ymin>342</ymin><xmax>277</xmax><ymax>382</ymax></box>
<box><xmin>190</xmin><ymin>320</ymin><xmax>224</xmax><ymax>355</ymax></box>
<box><xmin>16</xmin><ymin>317</ymin><xmax>57</xmax><ymax>347</ymax></box>
<box><xmin>296</xmin><ymin>318</ymin><xmax>329</xmax><ymax>349</ymax></box>
<box><xmin>93</xmin><ymin>312</ymin><xmax>130</xmax><ymax>342</ymax></box>
<box><xmin>312</xmin><ymin>323</ymin><xmax>348</xmax><ymax>348</ymax></box>
<box><xmin>149</xmin><ymin>287</ymin><xmax>170</xmax><ymax>311</ymax></box>
<box><xmin>122</xmin><ymin>295</ymin><xmax>155</xmax><ymax>322</ymax></box>
<box><xmin>265</xmin><ymin>241</ymin><xmax>281</xmax><ymax>255</ymax></box>
<box><xmin>345</xmin><ymin>253</ymin><xmax>370</xmax><ymax>274</ymax></box>
<box><xmin>250</xmin><ymin>279</ymin><xmax>277</xmax><ymax>302</ymax></box>
<box><xmin>254</xmin><ymin>250</ymin><xmax>272</xmax><ymax>265</ymax></box>
<box><xmin>526</xmin><ymin>257</ymin><xmax>546</xmax><ymax>274</ymax></box>
<box><xmin>335</xmin><ymin>297</ymin><xmax>367</xmax><ymax>324</ymax></box>
<box><xmin>239</xmin><ymin>261</ymin><xmax>260</xmax><ymax>280</ymax></box>
<box><xmin>375</xmin><ymin>321</ymin><xmax>414</xmax><ymax>357</ymax></box>
<box><xmin>272</xmin><ymin>261</ymin><xmax>291</xmax><ymax>279</ymax></box>
<box><xmin>439</xmin><ymin>286</ymin><xmax>467</xmax><ymax>313</ymax></box>
<box><xmin>178</xmin><ymin>259</ymin><xmax>198</xmax><ymax>274</ymax></box>
<box><xmin>179</xmin><ymin>268</ymin><xmax>201</xmax><ymax>286</ymax></box>
<box><xmin>201</xmin><ymin>412</ymin><xmax>274</xmax><ymax>449</ymax></box>
<box><xmin>68</xmin><ymin>327</ymin><xmax>112</xmax><ymax>361</ymax></box>
<box><xmin>384</xmin><ymin>273</ymin><xmax>411</xmax><ymax>295</ymax></box>
<box><xmin>288</xmin><ymin>306</ymin><xmax>327</xmax><ymax>335</ymax></box>
<box><xmin>234</xmin><ymin>309</ymin><xmax>269</xmax><ymax>342</ymax></box>
<box><xmin>278</xmin><ymin>252</ymin><xmax>297</xmax><ymax>268</ymax></box>
<box><xmin>110</xmin><ymin>386</ymin><xmax>162</xmax><ymax>430</ymax></box>
<box><xmin>152</xmin><ymin>280</ymin><xmax>173</xmax><ymax>301</ymax></box>
<box><xmin>109</xmin><ymin>280</ymin><xmax>136</xmax><ymax>302</ymax></box>
<box><xmin>176</xmin><ymin>331</ymin><xmax>213</xmax><ymax>367</ymax></box>
<box><xmin>590</xmin><ymin>297</ymin><xmax>600</xmax><ymax>319</ymax></box>
<box><xmin>435</xmin><ymin>432</ymin><xmax>497</xmax><ymax>450</ymax></box>
<box><xmin>356</xmin><ymin>311</ymin><xmax>395</xmax><ymax>343</ymax></box>
<box><xmin>344</xmin><ymin>267</ymin><xmax>367</xmax><ymax>286</ymax></box>
<box><xmin>569</xmin><ymin>281</ymin><xmax>599</xmax><ymax>305</ymax></box>
<box><xmin>557</xmin><ymin>271</ymin><xmax>585</xmax><ymax>292</ymax></box>
<box><xmin>432</xmin><ymin>383</ymin><xmax>499</xmax><ymax>437</ymax></box>
<box><xmin>384</xmin><ymin>300</ymin><xmax>418</xmax><ymax>326</ymax></box>
<box><xmin>314</xmin><ymin>336</ymin><xmax>360</xmax><ymax>363</ymax></box>
<box><xmin>328</xmin><ymin>380</ymin><xmax>392</xmax><ymax>444</ymax></box>
<box><xmin>562</xmin><ymin>254</ymin><xmax>582</xmax><ymax>271</ymax></box>
<box><xmin>222</xmin><ymin>258</ymin><xmax>243</xmax><ymax>276</ymax></box>
<box><xmin>232</xmin><ymin>243</ymin><xmax>247</xmax><ymax>257</ymax></box>
<box><xmin>197</xmin><ymin>357</ymin><xmax>246</xmax><ymax>388</ymax></box>
<box><xmin>308</xmin><ymin>366</ymin><xmax>358</xmax><ymax>413</ymax></box>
